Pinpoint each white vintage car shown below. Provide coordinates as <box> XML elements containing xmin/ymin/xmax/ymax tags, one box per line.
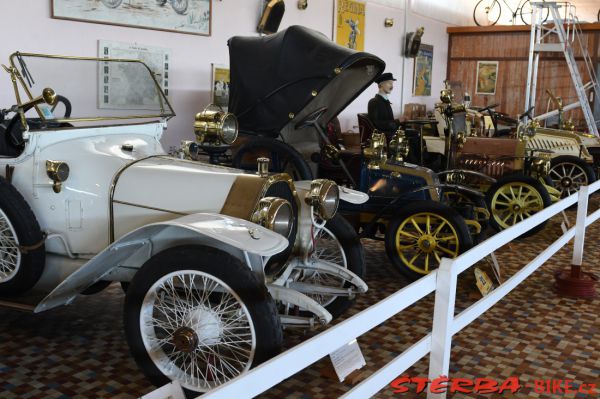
<box><xmin>0</xmin><ymin>52</ymin><xmax>368</xmax><ymax>395</ymax></box>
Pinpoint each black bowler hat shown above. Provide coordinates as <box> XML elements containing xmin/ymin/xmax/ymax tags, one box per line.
<box><xmin>375</xmin><ymin>72</ymin><xmax>397</xmax><ymax>84</ymax></box>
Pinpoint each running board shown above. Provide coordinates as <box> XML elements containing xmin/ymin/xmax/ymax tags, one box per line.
<box><xmin>0</xmin><ymin>291</ymin><xmax>47</xmax><ymax>312</ymax></box>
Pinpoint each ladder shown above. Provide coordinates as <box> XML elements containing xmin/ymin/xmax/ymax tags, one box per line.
<box><xmin>524</xmin><ymin>1</ymin><xmax>599</xmax><ymax>136</ymax></box>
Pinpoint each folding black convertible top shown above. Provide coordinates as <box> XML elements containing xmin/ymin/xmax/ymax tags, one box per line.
<box><xmin>228</xmin><ymin>25</ymin><xmax>386</xmax><ymax>137</ymax></box>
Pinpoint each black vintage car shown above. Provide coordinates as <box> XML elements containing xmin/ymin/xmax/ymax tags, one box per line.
<box><xmin>205</xmin><ymin>26</ymin><xmax>490</xmax><ymax>281</ymax></box>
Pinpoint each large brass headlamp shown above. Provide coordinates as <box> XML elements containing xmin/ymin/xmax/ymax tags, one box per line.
<box><xmin>194</xmin><ymin>104</ymin><xmax>239</xmax><ymax>145</ymax></box>
<box><xmin>305</xmin><ymin>179</ymin><xmax>339</xmax><ymax>220</ymax></box>
<box><xmin>252</xmin><ymin>197</ymin><xmax>293</xmax><ymax>238</ymax></box>
<box><xmin>363</xmin><ymin>131</ymin><xmax>387</xmax><ymax>169</ymax></box>
<box><xmin>389</xmin><ymin>129</ymin><xmax>410</xmax><ymax>162</ymax></box>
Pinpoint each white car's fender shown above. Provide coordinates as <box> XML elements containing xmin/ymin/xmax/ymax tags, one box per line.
<box><xmin>294</xmin><ymin>180</ymin><xmax>368</xmax><ymax>204</ymax></box>
<box><xmin>35</xmin><ymin>213</ymin><xmax>288</xmax><ymax>313</ymax></box>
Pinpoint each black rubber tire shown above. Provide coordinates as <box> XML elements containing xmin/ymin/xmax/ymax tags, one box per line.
<box><xmin>485</xmin><ymin>175</ymin><xmax>552</xmax><ymax>237</ymax></box>
<box><xmin>385</xmin><ymin>201</ymin><xmax>472</xmax><ymax>282</ymax></box>
<box><xmin>0</xmin><ymin>176</ymin><xmax>45</xmax><ymax>296</ymax></box>
<box><xmin>441</xmin><ymin>189</ymin><xmax>490</xmax><ymax>234</ymax></box>
<box><xmin>303</xmin><ymin>215</ymin><xmax>365</xmax><ymax>319</ymax></box>
<box><xmin>232</xmin><ymin>136</ymin><xmax>314</xmax><ymax>180</ymax></box>
<box><xmin>520</xmin><ymin>0</ymin><xmax>549</xmax><ymax>25</ymax></box>
<box><xmin>124</xmin><ymin>245</ymin><xmax>282</xmax><ymax>396</ymax></box>
<box><xmin>549</xmin><ymin>155</ymin><xmax>596</xmax><ymax>199</ymax></box>
<box><xmin>473</xmin><ymin>0</ymin><xmax>501</xmax><ymax>26</ymax></box>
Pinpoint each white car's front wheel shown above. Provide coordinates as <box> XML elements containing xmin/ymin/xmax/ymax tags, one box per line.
<box><xmin>0</xmin><ymin>176</ymin><xmax>45</xmax><ymax>296</ymax></box>
<box><xmin>124</xmin><ymin>245</ymin><xmax>282</xmax><ymax>395</ymax></box>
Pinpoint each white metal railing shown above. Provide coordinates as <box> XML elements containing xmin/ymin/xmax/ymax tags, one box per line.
<box><xmin>196</xmin><ymin>180</ymin><xmax>600</xmax><ymax>399</ymax></box>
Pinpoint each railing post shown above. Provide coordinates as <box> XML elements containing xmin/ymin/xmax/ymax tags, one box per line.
<box><xmin>571</xmin><ymin>185</ymin><xmax>589</xmax><ymax>272</ymax></box>
<box><xmin>427</xmin><ymin>258</ymin><xmax>457</xmax><ymax>399</ymax></box>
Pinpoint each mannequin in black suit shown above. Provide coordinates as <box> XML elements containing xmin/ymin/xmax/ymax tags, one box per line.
<box><xmin>368</xmin><ymin>72</ymin><xmax>400</xmax><ymax>137</ymax></box>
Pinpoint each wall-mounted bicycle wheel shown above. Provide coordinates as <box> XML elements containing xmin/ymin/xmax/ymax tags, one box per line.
<box><xmin>473</xmin><ymin>0</ymin><xmax>502</xmax><ymax>26</ymax></box>
<box><xmin>520</xmin><ymin>0</ymin><xmax>549</xmax><ymax>25</ymax></box>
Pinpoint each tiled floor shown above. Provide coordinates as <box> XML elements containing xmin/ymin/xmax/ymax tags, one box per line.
<box><xmin>0</xmin><ymin>206</ymin><xmax>599</xmax><ymax>398</ymax></box>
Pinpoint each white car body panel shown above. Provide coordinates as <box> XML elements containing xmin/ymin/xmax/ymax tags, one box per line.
<box><xmin>35</xmin><ymin>212</ymin><xmax>288</xmax><ymax>313</ymax></box>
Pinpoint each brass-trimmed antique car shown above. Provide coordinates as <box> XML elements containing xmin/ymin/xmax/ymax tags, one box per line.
<box><xmin>0</xmin><ymin>52</ymin><xmax>369</xmax><ymax>396</ymax></box>
<box><xmin>190</xmin><ymin>25</ymin><xmax>491</xmax><ymax>282</ymax></box>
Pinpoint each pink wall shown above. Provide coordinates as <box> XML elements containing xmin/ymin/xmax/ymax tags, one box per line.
<box><xmin>1</xmin><ymin>0</ymin><xmax>452</xmax><ymax>146</ymax></box>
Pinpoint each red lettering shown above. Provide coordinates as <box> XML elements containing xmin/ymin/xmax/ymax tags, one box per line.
<box><xmin>583</xmin><ymin>383</ymin><xmax>597</xmax><ymax>394</ymax></box>
<box><xmin>450</xmin><ymin>378</ymin><xmax>474</xmax><ymax>393</ymax></box>
<box><xmin>534</xmin><ymin>379</ymin><xmax>549</xmax><ymax>393</ymax></box>
<box><xmin>412</xmin><ymin>377</ymin><xmax>430</xmax><ymax>393</ymax></box>
<box><xmin>552</xmin><ymin>379</ymin><xmax>564</xmax><ymax>394</ymax></box>
<box><xmin>564</xmin><ymin>380</ymin><xmax>574</xmax><ymax>394</ymax></box>
<box><xmin>390</xmin><ymin>376</ymin><xmax>411</xmax><ymax>393</ymax></box>
<box><xmin>498</xmin><ymin>376</ymin><xmax>521</xmax><ymax>393</ymax></box>
<box><xmin>430</xmin><ymin>377</ymin><xmax>449</xmax><ymax>393</ymax></box>
<box><xmin>475</xmin><ymin>378</ymin><xmax>499</xmax><ymax>394</ymax></box>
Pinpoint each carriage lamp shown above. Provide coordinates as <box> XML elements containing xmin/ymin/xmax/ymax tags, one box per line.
<box><xmin>180</xmin><ymin>140</ymin><xmax>200</xmax><ymax>160</ymax></box>
<box><xmin>456</xmin><ymin>131</ymin><xmax>467</xmax><ymax>150</ymax></box>
<box><xmin>389</xmin><ymin>130</ymin><xmax>410</xmax><ymax>162</ymax></box>
<box><xmin>194</xmin><ymin>105</ymin><xmax>239</xmax><ymax>145</ymax></box>
<box><xmin>440</xmin><ymin>87</ymin><xmax>454</xmax><ymax>104</ymax></box>
<box><xmin>257</xmin><ymin>157</ymin><xmax>270</xmax><ymax>177</ymax></box>
<box><xmin>297</xmin><ymin>0</ymin><xmax>307</xmax><ymax>9</ymax></box>
<box><xmin>521</xmin><ymin>119</ymin><xmax>540</xmax><ymax>140</ymax></box>
<box><xmin>46</xmin><ymin>160</ymin><xmax>69</xmax><ymax>193</ymax></box>
<box><xmin>363</xmin><ymin>132</ymin><xmax>387</xmax><ymax>169</ymax></box>
<box><xmin>252</xmin><ymin>197</ymin><xmax>293</xmax><ymax>238</ymax></box>
<box><xmin>532</xmin><ymin>156</ymin><xmax>550</xmax><ymax>177</ymax></box>
<box><xmin>305</xmin><ymin>179</ymin><xmax>339</xmax><ymax>220</ymax></box>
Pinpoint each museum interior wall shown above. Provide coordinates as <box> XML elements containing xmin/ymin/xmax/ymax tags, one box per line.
<box><xmin>446</xmin><ymin>24</ymin><xmax>600</xmax><ymax>128</ymax></box>
<box><xmin>0</xmin><ymin>0</ymin><xmax>473</xmax><ymax>147</ymax></box>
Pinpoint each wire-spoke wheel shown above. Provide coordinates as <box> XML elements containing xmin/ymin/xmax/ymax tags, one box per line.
<box><xmin>297</xmin><ymin>215</ymin><xmax>364</xmax><ymax>319</ymax></box>
<box><xmin>549</xmin><ymin>156</ymin><xmax>596</xmax><ymax>198</ymax></box>
<box><xmin>0</xmin><ymin>176</ymin><xmax>45</xmax><ymax>296</ymax></box>
<box><xmin>473</xmin><ymin>0</ymin><xmax>502</xmax><ymax>26</ymax></box>
<box><xmin>125</xmin><ymin>245</ymin><xmax>282</xmax><ymax>396</ymax></box>
<box><xmin>486</xmin><ymin>175</ymin><xmax>552</xmax><ymax>237</ymax></box>
<box><xmin>385</xmin><ymin>201</ymin><xmax>472</xmax><ymax>282</ymax></box>
<box><xmin>0</xmin><ymin>209</ymin><xmax>21</xmax><ymax>283</ymax></box>
<box><xmin>520</xmin><ymin>0</ymin><xmax>549</xmax><ymax>25</ymax></box>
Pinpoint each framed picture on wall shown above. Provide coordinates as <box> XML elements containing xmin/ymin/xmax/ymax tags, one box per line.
<box><xmin>476</xmin><ymin>61</ymin><xmax>498</xmax><ymax>95</ymax></box>
<box><xmin>98</xmin><ymin>40</ymin><xmax>171</xmax><ymax>110</ymax></box>
<box><xmin>413</xmin><ymin>44</ymin><xmax>433</xmax><ymax>96</ymax></box>
<box><xmin>211</xmin><ymin>64</ymin><xmax>230</xmax><ymax>110</ymax></box>
<box><xmin>52</xmin><ymin>0</ymin><xmax>212</xmax><ymax>36</ymax></box>
<box><xmin>333</xmin><ymin>0</ymin><xmax>366</xmax><ymax>51</ymax></box>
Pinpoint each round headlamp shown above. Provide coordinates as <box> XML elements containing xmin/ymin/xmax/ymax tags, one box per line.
<box><xmin>194</xmin><ymin>104</ymin><xmax>239</xmax><ymax>145</ymax></box>
<box><xmin>305</xmin><ymin>179</ymin><xmax>339</xmax><ymax>220</ymax></box>
<box><xmin>252</xmin><ymin>197</ymin><xmax>293</xmax><ymax>238</ymax></box>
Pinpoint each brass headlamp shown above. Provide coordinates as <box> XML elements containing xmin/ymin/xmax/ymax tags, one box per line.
<box><xmin>194</xmin><ymin>104</ymin><xmax>239</xmax><ymax>145</ymax></box>
<box><xmin>305</xmin><ymin>179</ymin><xmax>339</xmax><ymax>220</ymax></box>
<box><xmin>46</xmin><ymin>160</ymin><xmax>69</xmax><ymax>193</ymax></box>
<box><xmin>389</xmin><ymin>129</ymin><xmax>410</xmax><ymax>162</ymax></box>
<box><xmin>363</xmin><ymin>131</ymin><xmax>387</xmax><ymax>169</ymax></box>
<box><xmin>522</xmin><ymin>119</ymin><xmax>539</xmax><ymax>140</ymax></box>
<box><xmin>252</xmin><ymin>197</ymin><xmax>293</xmax><ymax>238</ymax></box>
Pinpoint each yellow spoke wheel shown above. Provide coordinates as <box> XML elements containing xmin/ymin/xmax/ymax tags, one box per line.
<box><xmin>385</xmin><ymin>201</ymin><xmax>472</xmax><ymax>282</ymax></box>
<box><xmin>485</xmin><ymin>175</ymin><xmax>552</xmax><ymax>237</ymax></box>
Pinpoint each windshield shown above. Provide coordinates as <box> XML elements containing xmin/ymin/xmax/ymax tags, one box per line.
<box><xmin>4</xmin><ymin>52</ymin><xmax>174</xmax><ymax>124</ymax></box>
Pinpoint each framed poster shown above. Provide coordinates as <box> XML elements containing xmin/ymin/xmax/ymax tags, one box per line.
<box><xmin>98</xmin><ymin>40</ymin><xmax>171</xmax><ymax>110</ymax></box>
<box><xmin>334</xmin><ymin>0</ymin><xmax>366</xmax><ymax>51</ymax></box>
<box><xmin>476</xmin><ymin>61</ymin><xmax>498</xmax><ymax>95</ymax></box>
<box><xmin>413</xmin><ymin>44</ymin><xmax>433</xmax><ymax>96</ymax></box>
<box><xmin>211</xmin><ymin>64</ymin><xmax>230</xmax><ymax>110</ymax></box>
<box><xmin>52</xmin><ymin>0</ymin><xmax>211</xmax><ymax>36</ymax></box>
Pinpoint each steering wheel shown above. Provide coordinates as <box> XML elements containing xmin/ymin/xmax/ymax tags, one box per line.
<box><xmin>5</xmin><ymin>95</ymin><xmax>72</xmax><ymax>148</ymax></box>
<box><xmin>518</xmin><ymin>106</ymin><xmax>535</xmax><ymax>121</ymax></box>
<box><xmin>294</xmin><ymin>106</ymin><xmax>328</xmax><ymax>130</ymax></box>
<box><xmin>478</xmin><ymin>103</ymin><xmax>500</xmax><ymax>115</ymax></box>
